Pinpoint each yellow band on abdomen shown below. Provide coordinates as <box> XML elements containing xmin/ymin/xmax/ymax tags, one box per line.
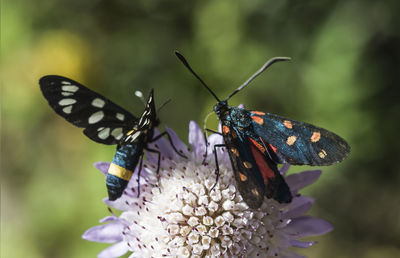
<box><xmin>108</xmin><ymin>163</ymin><xmax>133</xmax><ymax>181</ymax></box>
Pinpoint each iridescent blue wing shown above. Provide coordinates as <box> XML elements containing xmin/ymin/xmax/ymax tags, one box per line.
<box><xmin>249</xmin><ymin>111</ymin><xmax>350</xmax><ymax>166</ymax></box>
<box><xmin>39</xmin><ymin>75</ymin><xmax>137</xmax><ymax>145</ymax></box>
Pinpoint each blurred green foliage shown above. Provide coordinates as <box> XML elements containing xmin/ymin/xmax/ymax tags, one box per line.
<box><xmin>2</xmin><ymin>0</ymin><xmax>400</xmax><ymax>257</ymax></box>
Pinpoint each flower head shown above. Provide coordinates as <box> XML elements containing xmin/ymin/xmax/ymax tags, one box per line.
<box><xmin>83</xmin><ymin>121</ymin><xmax>333</xmax><ymax>257</ymax></box>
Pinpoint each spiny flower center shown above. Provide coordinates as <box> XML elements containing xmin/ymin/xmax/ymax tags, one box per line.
<box><xmin>121</xmin><ymin>160</ymin><xmax>290</xmax><ymax>257</ymax></box>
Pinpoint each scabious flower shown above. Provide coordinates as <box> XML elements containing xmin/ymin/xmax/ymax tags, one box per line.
<box><xmin>83</xmin><ymin>121</ymin><xmax>333</xmax><ymax>258</ymax></box>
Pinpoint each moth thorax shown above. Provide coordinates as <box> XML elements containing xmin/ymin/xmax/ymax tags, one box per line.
<box><xmin>230</xmin><ymin>108</ymin><xmax>251</xmax><ymax>128</ymax></box>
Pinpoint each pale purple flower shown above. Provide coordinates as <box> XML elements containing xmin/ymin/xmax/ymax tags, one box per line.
<box><xmin>83</xmin><ymin>121</ymin><xmax>333</xmax><ymax>258</ymax></box>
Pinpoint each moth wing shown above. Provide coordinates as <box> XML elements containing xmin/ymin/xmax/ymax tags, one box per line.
<box><xmin>39</xmin><ymin>75</ymin><xmax>137</xmax><ymax>144</ymax></box>
<box><xmin>250</xmin><ymin>112</ymin><xmax>350</xmax><ymax>166</ymax></box>
<box><xmin>223</xmin><ymin>127</ymin><xmax>265</xmax><ymax>209</ymax></box>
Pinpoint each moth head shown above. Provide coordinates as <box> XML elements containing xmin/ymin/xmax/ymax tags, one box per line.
<box><xmin>213</xmin><ymin>100</ymin><xmax>229</xmax><ymax>118</ymax></box>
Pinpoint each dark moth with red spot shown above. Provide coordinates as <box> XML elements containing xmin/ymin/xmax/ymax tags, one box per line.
<box><xmin>176</xmin><ymin>52</ymin><xmax>350</xmax><ymax>209</ymax></box>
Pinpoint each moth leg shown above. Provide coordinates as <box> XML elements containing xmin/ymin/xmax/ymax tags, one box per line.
<box><xmin>151</xmin><ymin>131</ymin><xmax>187</xmax><ymax>158</ymax></box>
<box><xmin>136</xmin><ymin>154</ymin><xmax>144</xmax><ymax>197</ymax></box>
<box><xmin>206</xmin><ymin>128</ymin><xmax>222</xmax><ymax>135</ymax></box>
<box><xmin>201</xmin><ymin>131</ymin><xmax>209</xmax><ymax>165</ymax></box>
<box><xmin>211</xmin><ymin>143</ymin><xmax>226</xmax><ymax>191</ymax></box>
<box><xmin>203</xmin><ymin>128</ymin><xmax>223</xmax><ymax>165</ymax></box>
<box><xmin>145</xmin><ymin>147</ymin><xmax>161</xmax><ymax>176</ymax></box>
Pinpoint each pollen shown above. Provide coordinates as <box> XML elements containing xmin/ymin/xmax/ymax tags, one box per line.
<box><xmin>311</xmin><ymin>131</ymin><xmax>321</xmax><ymax>142</ymax></box>
<box><xmin>251</xmin><ymin>116</ymin><xmax>264</xmax><ymax>125</ymax></box>
<box><xmin>252</xmin><ymin>111</ymin><xmax>265</xmax><ymax>116</ymax></box>
<box><xmin>318</xmin><ymin>149</ymin><xmax>327</xmax><ymax>159</ymax></box>
<box><xmin>222</xmin><ymin>125</ymin><xmax>230</xmax><ymax>134</ymax></box>
<box><xmin>230</xmin><ymin>148</ymin><xmax>239</xmax><ymax>157</ymax></box>
<box><xmin>239</xmin><ymin>173</ymin><xmax>248</xmax><ymax>181</ymax></box>
<box><xmin>286</xmin><ymin>136</ymin><xmax>297</xmax><ymax>146</ymax></box>
<box><xmin>283</xmin><ymin>120</ymin><xmax>293</xmax><ymax>129</ymax></box>
<box><xmin>243</xmin><ymin>161</ymin><xmax>253</xmax><ymax>169</ymax></box>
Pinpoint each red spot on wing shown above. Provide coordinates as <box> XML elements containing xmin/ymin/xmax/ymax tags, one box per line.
<box><xmin>249</xmin><ymin>138</ymin><xmax>275</xmax><ymax>184</ymax></box>
<box><xmin>269</xmin><ymin>144</ymin><xmax>277</xmax><ymax>153</ymax></box>
<box><xmin>249</xmin><ymin>138</ymin><xmax>266</xmax><ymax>153</ymax></box>
<box><xmin>251</xmin><ymin>111</ymin><xmax>266</xmax><ymax>115</ymax></box>
<box><xmin>222</xmin><ymin>125</ymin><xmax>230</xmax><ymax>134</ymax></box>
<box><xmin>251</xmin><ymin>115</ymin><xmax>264</xmax><ymax>125</ymax></box>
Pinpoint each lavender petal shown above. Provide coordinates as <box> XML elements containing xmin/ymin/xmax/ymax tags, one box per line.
<box><xmin>280</xmin><ymin>164</ymin><xmax>291</xmax><ymax>175</ymax></box>
<box><xmin>286</xmin><ymin>170</ymin><xmax>322</xmax><ymax>194</ymax></box>
<box><xmin>82</xmin><ymin>222</ymin><xmax>125</xmax><ymax>243</ymax></box>
<box><xmin>283</xmin><ymin>216</ymin><xmax>333</xmax><ymax>238</ymax></box>
<box><xmin>94</xmin><ymin>162</ymin><xmax>110</xmax><ymax>176</ymax></box>
<box><xmin>150</xmin><ymin>128</ymin><xmax>173</xmax><ymax>157</ymax></box>
<box><xmin>282</xmin><ymin>196</ymin><xmax>314</xmax><ymax>219</ymax></box>
<box><xmin>166</xmin><ymin>126</ymin><xmax>190</xmax><ymax>157</ymax></box>
<box><xmin>290</xmin><ymin>239</ymin><xmax>317</xmax><ymax>248</ymax></box>
<box><xmin>99</xmin><ymin>216</ymin><xmax>119</xmax><ymax>223</ymax></box>
<box><xmin>189</xmin><ymin>121</ymin><xmax>206</xmax><ymax>162</ymax></box>
<box><xmin>98</xmin><ymin>241</ymin><xmax>129</xmax><ymax>258</ymax></box>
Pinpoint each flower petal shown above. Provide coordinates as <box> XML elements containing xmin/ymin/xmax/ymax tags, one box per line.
<box><xmin>189</xmin><ymin>121</ymin><xmax>206</xmax><ymax>162</ymax></box>
<box><xmin>82</xmin><ymin>222</ymin><xmax>125</xmax><ymax>243</ymax></box>
<box><xmin>283</xmin><ymin>216</ymin><xmax>333</xmax><ymax>238</ymax></box>
<box><xmin>280</xmin><ymin>164</ymin><xmax>291</xmax><ymax>175</ymax></box>
<box><xmin>165</xmin><ymin>126</ymin><xmax>190</xmax><ymax>157</ymax></box>
<box><xmin>99</xmin><ymin>216</ymin><xmax>119</xmax><ymax>223</ymax></box>
<box><xmin>290</xmin><ymin>239</ymin><xmax>317</xmax><ymax>248</ymax></box>
<box><xmin>98</xmin><ymin>241</ymin><xmax>129</xmax><ymax>258</ymax></box>
<box><xmin>94</xmin><ymin>162</ymin><xmax>110</xmax><ymax>176</ymax></box>
<box><xmin>285</xmin><ymin>170</ymin><xmax>322</xmax><ymax>194</ymax></box>
<box><xmin>149</xmin><ymin>128</ymin><xmax>174</xmax><ymax>157</ymax></box>
<box><xmin>282</xmin><ymin>196</ymin><xmax>314</xmax><ymax>219</ymax></box>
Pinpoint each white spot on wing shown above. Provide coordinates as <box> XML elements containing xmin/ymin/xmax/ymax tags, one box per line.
<box><xmin>62</xmin><ymin>85</ymin><xmax>79</xmax><ymax>92</ymax></box>
<box><xmin>88</xmin><ymin>110</ymin><xmax>104</xmax><ymax>124</ymax></box>
<box><xmin>61</xmin><ymin>92</ymin><xmax>73</xmax><ymax>96</ymax></box>
<box><xmin>91</xmin><ymin>98</ymin><xmax>105</xmax><ymax>108</ymax></box>
<box><xmin>111</xmin><ymin>128</ymin><xmax>123</xmax><ymax>140</ymax></box>
<box><xmin>116</xmin><ymin>113</ymin><xmax>125</xmax><ymax>121</ymax></box>
<box><xmin>61</xmin><ymin>81</ymin><xmax>71</xmax><ymax>85</ymax></box>
<box><xmin>58</xmin><ymin>98</ymin><xmax>76</xmax><ymax>106</ymax></box>
<box><xmin>62</xmin><ymin>105</ymin><xmax>73</xmax><ymax>114</ymax></box>
<box><xmin>98</xmin><ymin>128</ymin><xmax>110</xmax><ymax>140</ymax></box>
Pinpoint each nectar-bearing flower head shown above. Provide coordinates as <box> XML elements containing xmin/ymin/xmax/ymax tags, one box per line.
<box><xmin>83</xmin><ymin>121</ymin><xmax>333</xmax><ymax>258</ymax></box>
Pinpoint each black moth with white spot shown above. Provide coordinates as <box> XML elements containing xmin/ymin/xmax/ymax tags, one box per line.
<box><xmin>39</xmin><ymin>75</ymin><xmax>184</xmax><ymax>200</ymax></box>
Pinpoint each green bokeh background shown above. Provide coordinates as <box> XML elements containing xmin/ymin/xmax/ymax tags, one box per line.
<box><xmin>2</xmin><ymin>0</ymin><xmax>400</xmax><ymax>257</ymax></box>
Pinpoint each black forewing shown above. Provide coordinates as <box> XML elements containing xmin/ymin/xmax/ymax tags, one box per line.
<box><xmin>39</xmin><ymin>75</ymin><xmax>137</xmax><ymax>144</ymax></box>
<box><xmin>223</xmin><ymin>126</ymin><xmax>266</xmax><ymax>209</ymax></box>
<box><xmin>251</xmin><ymin>112</ymin><xmax>350</xmax><ymax>166</ymax></box>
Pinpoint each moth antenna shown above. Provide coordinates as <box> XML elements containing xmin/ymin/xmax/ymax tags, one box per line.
<box><xmin>157</xmin><ymin>99</ymin><xmax>171</xmax><ymax>113</ymax></box>
<box><xmin>175</xmin><ymin>51</ymin><xmax>221</xmax><ymax>102</ymax></box>
<box><xmin>135</xmin><ymin>90</ymin><xmax>146</xmax><ymax>106</ymax></box>
<box><xmin>226</xmin><ymin>57</ymin><xmax>291</xmax><ymax>101</ymax></box>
